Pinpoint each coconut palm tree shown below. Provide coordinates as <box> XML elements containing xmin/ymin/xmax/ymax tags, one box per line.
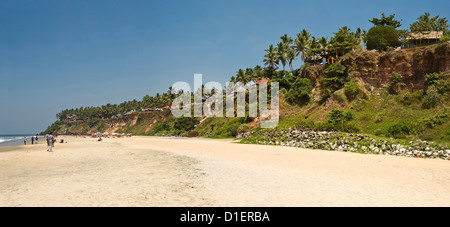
<box><xmin>279</xmin><ymin>34</ymin><xmax>296</xmax><ymax>71</ymax></box>
<box><xmin>307</xmin><ymin>37</ymin><xmax>322</xmax><ymax>64</ymax></box>
<box><xmin>245</xmin><ymin>68</ymin><xmax>254</xmax><ymax>83</ymax></box>
<box><xmin>230</xmin><ymin>76</ymin><xmax>236</xmax><ymax>83</ymax></box>
<box><xmin>300</xmin><ymin>29</ymin><xmax>311</xmax><ymax>40</ymax></box>
<box><xmin>287</xmin><ymin>48</ymin><xmax>297</xmax><ymax>71</ymax></box>
<box><xmin>280</xmin><ymin>34</ymin><xmax>293</xmax><ymax>45</ymax></box>
<box><xmin>236</xmin><ymin>69</ymin><xmax>250</xmax><ymax>85</ymax></box>
<box><xmin>253</xmin><ymin>65</ymin><xmax>264</xmax><ymax>81</ymax></box>
<box><xmin>294</xmin><ymin>29</ymin><xmax>312</xmax><ymax>63</ymax></box>
<box><xmin>263</xmin><ymin>44</ymin><xmax>279</xmax><ymax>71</ymax></box>
<box><xmin>319</xmin><ymin>37</ymin><xmax>329</xmax><ymax>53</ymax></box>
<box><xmin>277</xmin><ymin>41</ymin><xmax>288</xmax><ymax>70</ymax></box>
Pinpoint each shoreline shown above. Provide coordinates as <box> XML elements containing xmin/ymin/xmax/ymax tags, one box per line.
<box><xmin>0</xmin><ymin>136</ymin><xmax>45</xmax><ymax>147</ymax></box>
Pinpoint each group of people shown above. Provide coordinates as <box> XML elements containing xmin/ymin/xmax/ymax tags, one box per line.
<box><xmin>23</xmin><ymin>133</ymin><xmax>56</xmax><ymax>152</ymax></box>
<box><xmin>23</xmin><ymin>134</ymin><xmax>40</xmax><ymax>145</ymax></box>
<box><xmin>45</xmin><ymin>133</ymin><xmax>56</xmax><ymax>152</ymax></box>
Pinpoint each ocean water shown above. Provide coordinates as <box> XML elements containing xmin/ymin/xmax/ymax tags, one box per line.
<box><xmin>0</xmin><ymin>134</ymin><xmax>40</xmax><ymax>146</ymax></box>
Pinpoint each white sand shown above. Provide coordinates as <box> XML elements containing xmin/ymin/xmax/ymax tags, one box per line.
<box><xmin>0</xmin><ymin>136</ymin><xmax>449</xmax><ymax>207</ymax></box>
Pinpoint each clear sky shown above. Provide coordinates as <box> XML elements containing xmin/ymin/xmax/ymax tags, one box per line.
<box><xmin>1</xmin><ymin>0</ymin><xmax>449</xmax><ymax>134</ymax></box>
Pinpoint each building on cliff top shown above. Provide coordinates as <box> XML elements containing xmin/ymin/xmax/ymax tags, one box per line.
<box><xmin>407</xmin><ymin>31</ymin><xmax>444</xmax><ymax>47</ymax></box>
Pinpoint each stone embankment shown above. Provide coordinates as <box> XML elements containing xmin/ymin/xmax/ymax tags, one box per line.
<box><xmin>240</xmin><ymin>128</ymin><xmax>450</xmax><ymax>160</ymax></box>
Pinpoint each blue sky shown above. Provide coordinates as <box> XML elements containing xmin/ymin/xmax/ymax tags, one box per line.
<box><xmin>0</xmin><ymin>0</ymin><xmax>449</xmax><ymax>134</ymax></box>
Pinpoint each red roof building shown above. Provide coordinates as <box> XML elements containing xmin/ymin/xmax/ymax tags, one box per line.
<box><xmin>256</xmin><ymin>79</ymin><xmax>268</xmax><ymax>85</ymax></box>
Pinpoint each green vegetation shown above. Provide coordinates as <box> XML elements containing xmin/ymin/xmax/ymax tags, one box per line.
<box><xmin>440</xmin><ymin>35</ymin><xmax>450</xmax><ymax>43</ymax></box>
<box><xmin>45</xmin><ymin>121</ymin><xmax>61</xmax><ymax>134</ymax></box>
<box><xmin>369</xmin><ymin>13</ymin><xmax>403</xmax><ymax>28</ymax></box>
<box><xmin>194</xmin><ymin>117</ymin><xmax>250</xmax><ymax>138</ymax></box>
<box><xmin>351</xmin><ymin>86</ymin><xmax>450</xmax><ymax>141</ymax></box>
<box><xmin>273</xmin><ymin>71</ymin><xmax>297</xmax><ymax>91</ymax></box>
<box><xmin>422</xmin><ymin>85</ymin><xmax>441</xmax><ymax>109</ymax></box>
<box><xmin>365</xmin><ymin>13</ymin><xmax>405</xmax><ymax>51</ymax></box>
<box><xmin>55</xmin><ymin>89</ymin><xmax>175</xmax><ymax>121</ymax></box>
<box><xmin>424</xmin><ymin>72</ymin><xmax>450</xmax><ymax>94</ymax></box>
<box><xmin>344</xmin><ymin>80</ymin><xmax>360</xmax><ymax>101</ymax></box>
<box><xmin>326</xmin><ymin>109</ymin><xmax>358</xmax><ymax>132</ymax></box>
<box><xmin>173</xmin><ymin>117</ymin><xmax>199</xmax><ymax>134</ymax></box>
<box><xmin>320</xmin><ymin>63</ymin><xmax>347</xmax><ymax>100</ymax></box>
<box><xmin>389</xmin><ymin>72</ymin><xmax>406</xmax><ymax>94</ymax></box>
<box><xmin>285</xmin><ymin>78</ymin><xmax>312</xmax><ymax>106</ymax></box>
<box><xmin>329</xmin><ymin>26</ymin><xmax>359</xmax><ymax>52</ymax></box>
<box><xmin>366</xmin><ymin>26</ymin><xmax>402</xmax><ymax>51</ymax></box>
<box><xmin>151</xmin><ymin>117</ymin><xmax>199</xmax><ymax>136</ymax></box>
<box><xmin>424</xmin><ymin>72</ymin><xmax>440</xmax><ymax>86</ymax></box>
<box><xmin>410</xmin><ymin>12</ymin><xmax>449</xmax><ymax>33</ymax></box>
<box><xmin>387</xmin><ymin>121</ymin><xmax>412</xmax><ymax>139</ymax></box>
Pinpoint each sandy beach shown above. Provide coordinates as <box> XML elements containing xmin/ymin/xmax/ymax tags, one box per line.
<box><xmin>0</xmin><ymin>136</ymin><xmax>449</xmax><ymax>207</ymax></box>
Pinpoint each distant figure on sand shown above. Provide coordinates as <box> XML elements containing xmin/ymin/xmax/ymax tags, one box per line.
<box><xmin>23</xmin><ymin>137</ymin><xmax>26</xmax><ymax>145</ymax></box>
<box><xmin>46</xmin><ymin>133</ymin><xmax>55</xmax><ymax>152</ymax></box>
<box><xmin>31</xmin><ymin>136</ymin><xmax>34</xmax><ymax>144</ymax></box>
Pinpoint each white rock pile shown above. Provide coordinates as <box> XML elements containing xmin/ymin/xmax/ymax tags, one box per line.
<box><xmin>240</xmin><ymin>128</ymin><xmax>450</xmax><ymax>160</ymax></box>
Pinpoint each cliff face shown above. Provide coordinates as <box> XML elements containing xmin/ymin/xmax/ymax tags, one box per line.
<box><xmin>341</xmin><ymin>43</ymin><xmax>450</xmax><ymax>90</ymax></box>
<box><xmin>55</xmin><ymin>111</ymin><xmax>173</xmax><ymax>135</ymax></box>
<box><xmin>300</xmin><ymin>64</ymin><xmax>326</xmax><ymax>87</ymax></box>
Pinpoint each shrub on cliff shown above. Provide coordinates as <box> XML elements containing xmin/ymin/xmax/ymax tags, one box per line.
<box><xmin>173</xmin><ymin>117</ymin><xmax>199</xmax><ymax>134</ymax></box>
<box><xmin>440</xmin><ymin>35</ymin><xmax>450</xmax><ymax>43</ymax></box>
<box><xmin>152</xmin><ymin>119</ymin><xmax>173</xmax><ymax>134</ymax></box>
<box><xmin>389</xmin><ymin>72</ymin><xmax>406</xmax><ymax>94</ymax></box>
<box><xmin>96</xmin><ymin>120</ymin><xmax>108</xmax><ymax>132</ymax></box>
<box><xmin>344</xmin><ymin>80</ymin><xmax>360</xmax><ymax>101</ymax></box>
<box><xmin>387</xmin><ymin>121</ymin><xmax>412</xmax><ymax>138</ymax></box>
<box><xmin>329</xmin><ymin>26</ymin><xmax>359</xmax><ymax>52</ymax></box>
<box><xmin>422</xmin><ymin>85</ymin><xmax>441</xmax><ymax>109</ymax></box>
<box><xmin>328</xmin><ymin>109</ymin><xmax>355</xmax><ymax>124</ymax></box>
<box><xmin>365</xmin><ymin>25</ymin><xmax>401</xmax><ymax>52</ymax></box>
<box><xmin>273</xmin><ymin>70</ymin><xmax>297</xmax><ymax>91</ymax></box>
<box><xmin>424</xmin><ymin>73</ymin><xmax>440</xmax><ymax>86</ymax></box>
<box><xmin>45</xmin><ymin>121</ymin><xmax>62</xmax><ymax>134</ymax></box>
<box><xmin>88</xmin><ymin>118</ymin><xmax>101</xmax><ymax>128</ymax></box>
<box><xmin>435</xmin><ymin>79</ymin><xmax>450</xmax><ymax>94</ymax></box>
<box><xmin>320</xmin><ymin>63</ymin><xmax>347</xmax><ymax>100</ymax></box>
<box><xmin>285</xmin><ymin>78</ymin><xmax>313</xmax><ymax>106</ymax></box>
<box><xmin>424</xmin><ymin>72</ymin><xmax>450</xmax><ymax>94</ymax></box>
<box><xmin>326</xmin><ymin>109</ymin><xmax>358</xmax><ymax>132</ymax></box>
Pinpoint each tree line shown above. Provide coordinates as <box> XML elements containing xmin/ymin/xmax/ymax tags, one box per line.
<box><xmin>56</xmin><ymin>89</ymin><xmax>176</xmax><ymax>121</ymax></box>
<box><xmin>229</xmin><ymin>12</ymin><xmax>449</xmax><ymax>86</ymax></box>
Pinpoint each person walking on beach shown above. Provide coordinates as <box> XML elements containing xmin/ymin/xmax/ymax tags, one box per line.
<box><xmin>31</xmin><ymin>136</ymin><xmax>34</xmax><ymax>145</ymax></box>
<box><xmin>46</xmin><ymin>133</ymin><xmax>55</xmax><ymax>152</ymax></box>
<box><xmin>23</xmin><ymin>137</ymin><xmax>27</xmax><ymax>145</ymax></box>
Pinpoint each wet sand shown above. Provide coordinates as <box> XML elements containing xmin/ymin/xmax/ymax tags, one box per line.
<box><xmin>0</xmin><ymin>136</ymin><xmax>449</xmax><ymax>207</ymax></box>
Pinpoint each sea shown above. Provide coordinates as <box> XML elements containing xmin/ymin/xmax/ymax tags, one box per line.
<box><xmin>0</xmin><ymin>134</ymin><xmax>44</xmax><ymax>146</ymax></box>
